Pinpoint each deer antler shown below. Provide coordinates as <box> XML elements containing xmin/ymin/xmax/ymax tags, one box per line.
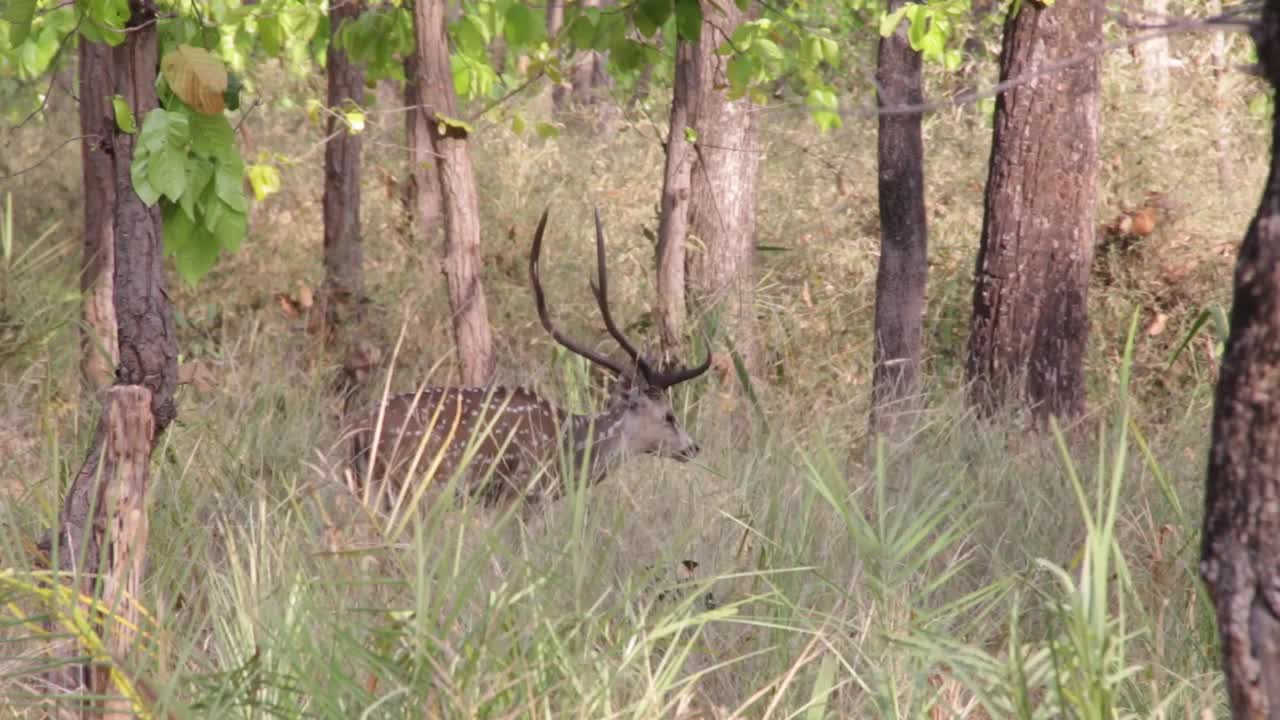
<box><xmin>587</xmin><ymin>207</ymin><xmax>712</xmax><ymax>390</ymax></box>
<box><xmin>530</xmin><ymin>208</ymin><xmax>629</xmax><ymax>377</ymax></box>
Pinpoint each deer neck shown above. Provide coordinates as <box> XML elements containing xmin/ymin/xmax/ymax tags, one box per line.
<box><xmin>566</xmin><ymin>405</ymin><xmax>629</xmax><ymax>485</ymax></box>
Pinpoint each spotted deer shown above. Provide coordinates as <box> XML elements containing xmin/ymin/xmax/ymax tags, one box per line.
<box><xmin>348</xmin><ymin>208</ymin><xmax>710</xmax><ymax>509</ymax></box>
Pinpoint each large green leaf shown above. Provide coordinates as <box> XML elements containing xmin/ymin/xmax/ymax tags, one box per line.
<box><xmin>212</xmin><ymin>205</ymin><xmax>247</xmax><ymax>252</ymax></box>
<box><xmin>4</xmin><ymin>0</ymin><xmax>37</xmax><ymax>45</ymax></box>
<box><xmin>636</xmin><ymin>0</ymin><xmax>671</xmax><ymax>37</ymax></box>
<box><xmin>503</xmin><ymin>2</ymin><xmax>544</xmax><ymax>47</ymax></box>
<box><xmin>673</xmin><ymin>0</ymin><xmax>700</xmax><ymax>42</ymax></box>
<box><xmin>149</xmin><ymin>146</ymin><xmax>189</xmax><ymax>202</ymax></box>
<box><xmin>130</xmin><ymin>157</ymin><xmax>160</xmax><ymax>206</ymax></box>
<box><xmin>189</xmin><ymin>110</ymin><xmax>237</xmax><ymax>163</ymax></box>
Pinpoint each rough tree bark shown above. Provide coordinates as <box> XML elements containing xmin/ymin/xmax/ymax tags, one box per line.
<box><xmin>965</xmin><ymin>0</ymin><xmax>1101</xmax><ymax>423</ymax></box>
<box><xmin>870</xmin><ymin>0</ymin><xmax>928</xmax><ymax>440</ymax></box>
<box><xmin>321</xmin><ymin>0</ymin><xmax>367</xmax><ymax>348</ymax></box>
<box><xmin>1201</xmin><ymin>7</ymin><xmax>1280</xmax><ymax>717</ymax></box>
<box><xmin>46</xmin><ymin>1</ymin><xmax>177</xmax><ymax>706</ymax></box>
<box><xmin>414</xmin><ymin>0</ymin><xmax>495</xmax><ymax>385</ymax></box>
<box><xmin>686</xmin><ymin>0</ymin><xmax>762</xmax><ymax>376</ymax></box>
<box><xmin>403</xmin><ymin>50</ymin><xmax>443</xmax><ymax>248</ymax></box>
<box><xmin>80</xmin><ymin>39</ymin><xmax>119</xmax><ymax>395</ymax></box>
<box><xmin>655</xmin><ymin>39</ymin><xmax>696</xmax><ymax>356</ymax></box>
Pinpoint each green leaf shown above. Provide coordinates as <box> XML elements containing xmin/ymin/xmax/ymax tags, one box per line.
<box><xmin>130</xmin><ymin>158</ymin><xmax>160</xmax><ymax>206</ymax></box>
<box><xmin>149</xmin><ymin>147</ymin><xmax>188</xmax><ymax>203</ymax></box>
<box><xmin>343</xmin><ymin>108</ymin><xmax>365</xmax><ymax>134</ymax></box>
<box><xmin>879</xmin><ymin>5</ymin><xmax>910</xmax><ymax>38</ymax></box>
<box><xmin>112</xmin><ymin>95</ymin><xmax>136</xmax><ymax>134</ymax></box>
<box><xmin>453</xmin><ymin>14</ymin><xmax>487</xmax><ymax>56</ymax></box>
<box><xmin>181</xmin><ymin>158</ymin><xmax>214</xmax><ymax>220</ymax></box>
<box><xmin>812</xmin><ymin>110</ymin><xmax>842</xmax><ymax>133</ymax></box>
<box><xmin>611</xmin><ymin>38</ymin><xmax>648</xmax><ymax>72</ymax></box>
<box><xmin>223</xmin><ymin>73</ymin><xmax>242</xmax><ymax>112</ymax></box>
<box><xmin>214</xmin><ymin>163</ymin><xmax>247</xmax><ymax>213</ymax></box>
<box><xmin>189</xmin><ymin>111</ymin><xmax>237</xmax><ymax>163</ymax></box>
<box><xmin>819</xmin><ymin>36</ymin><xmax>839</xmax><ymax>65</ymax></box>
<box><xmin>906</xmin><ymin>6</ymin><xmax>927</xmax><ymax>50</ymax></box>
<box><xmin>246</xmin><ymin>164</ymin><xmax>281</xmax><ymax>201</ymax></box>
<box><xmin>510</xmin><ymin>112</ymin><xmax>526</xmax><ymax>135</ymax></box>
<box><xmin>504</xmin><ymin>2</ymin><xmax>544</xmax><ymax>47</ymax></box>
<box><xmin>258</xmin><ymin>14</ymin><xmax>282</xmax><ymax>55</ymax></box>
<box><xmin>674</xmin><ymin>0</ymin><xmax>700</xmax><ymax>42</ymax></box>
<box><xmin>212</xmin><ymin>205</ymin><xmax>247</xmax><ymax>252</ymax></box>
<box><xmin>683</xmin><ymin>126</ymin><xmax>698</xmax><ymax>143</ymax></box>
<box><xmin>726</xmin><ymin>54</ymin><xmax>754</xmax><ymax>94</ymax></box>
<box><xmin>4</xmin><ymin>0</ymin><xmax>36</xmax><ymax>45</ymax></box>
<box><xmin>566</xmin><ymin>13</ymin><xmax>595</xmax><ymax>49</ymax></box>
<box><xmin>534</xmin><ymin>121</ymin><xmax>560</xmax><ymax>139</ymax></box>
<box><xmin>636</xmin><ymin>0</ymin><xmax>671</xmax><ymax>38</ymax></box>
<box><xmin>162</xmin><ymin>202</ymin><xmax>196</xmax><ymax>254</ymax></box>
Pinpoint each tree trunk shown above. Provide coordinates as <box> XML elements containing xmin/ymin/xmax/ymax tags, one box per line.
<box><xmin>322</xmin><ymin>0</ymin><xmax>366</xmax><ymax>346</ymax></box>
<box><xmin>80</xmin><ymin>39</ymin><xmax>119</xmax><ymax>396</ymax></box>
<box><xmin>687</xmin><ymin>0</ymin><xmax>761</xmax><ymax>376</ymax></box>
<box><xmin>403</xmin><ymin>50</ymin><xmax>443</xmax><ymax>248</ymax></box>
<box><xmin>1209</xmin><ymin>0</ymin><xmax>1234</xmax><ymax>194</ymax></box>
<box><xmin>1201</xmin><ymin>7</ymin><xmax>1280</xmax><ymax>717</ymax></box>
<box><xmin>554</xmin><ymin>0</ymin><xmax>608</xmax><ymax>110</ymax></box>
<box><xmin>1137</xmin><ymin>0</ymin><xmax>1170</xmax><ymax>125</ymax></box>
<box><xmin>655</xmin><ymin>39</ymin><xmax>696</xmax><ymax>356</ymax></box>
<box><xmin>414</xmin><ymin>0</ymin><xmax>495</xmax><ymax>385</ymax></box>
<box><xmin>46</xmin><ymin>2</ymin><xmax>175</xmax><ymax>706</ymax></box>
<box><xmin>870</xmin><ymin>0</ymin><xmax>929</xmax><ymax>440</ymax></box>
<box><xmin>965</xmin><ymin>0</ymin><xmax>1101</xmax><ymax>423</ymax></box>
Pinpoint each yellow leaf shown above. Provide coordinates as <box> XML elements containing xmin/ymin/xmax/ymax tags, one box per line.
<box><xmin>161</xmin><ymin>45</ymin><xmax>228</xmax><ymax>114</ymax></box>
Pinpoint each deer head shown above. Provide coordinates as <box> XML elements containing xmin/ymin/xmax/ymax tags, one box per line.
<box><xmin>530</xmin><ymin>207</ymin><xmax>710</xmax><ymax>471</ymax></box>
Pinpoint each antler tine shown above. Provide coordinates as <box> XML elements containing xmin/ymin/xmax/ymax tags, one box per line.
<box><xmin>587</xmin><ymin>207</ymin><xmax>657</xmax><ymax>382</ymax></box>
<box><xmin>647</xmin><ymin>333</ymin><xmax>713</xmax><ymax>389</ymax></box>
<box><xmin>588</xmin><ymin>207</ymin><xmax>711</xmax><ymax>390</ymax></box>
<box><xmin>530</xmin><ymin>207</ymin><xmax>629</xmax><ymax>377</ymax></box>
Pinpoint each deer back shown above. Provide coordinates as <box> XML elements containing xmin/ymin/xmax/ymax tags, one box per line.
<box><xmin>350</xmin><ymin>386</ymin><xmax>568</xmax><ymax>505</ymax></box>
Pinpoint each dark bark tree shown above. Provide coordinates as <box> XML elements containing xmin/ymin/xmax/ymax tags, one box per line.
<box><xmin>321</xmin><ymin>0</ymin><xmax>367</xmax><ymax>349</ymax></box>
<box><xmin>965</xmin><ymin>0</ymin><xmax>1101</xmax><ymax>422</ymax></box>
<box><xmin>80</xmin><ymin>39</ymin><xmax>119</xmax><ymax>395</ymax></box>
<box><xmin>686</xmin><ymin>0</ymin><xmax>761</xmax><ymax>376</ymax></box>
<box><xmin>414</xmin><ymin>0</ymin><xmax>495</xmax><ymax>385</ymax></box>
<box><xmin>1201</xmin><ymin>6</ymin><xmax>1280</xmax><ymax>717</ymax></box>
<box><xmin>46</xmin><ymin>1</ymin><xmax>177</xmax><ymax>702</ymax></box>
<box><xmin>869</xmin><ymin>0</ymin><xmax>929</xmax><ymax>439</ymax></box>
<box><xmin>403</xmin><ymin>50</ymin><xmax>444</xmax><ymax>248</ymax></box>
<box><xmin>655</xmin><ymin>39</ymin><xmax>696</xmax><ymax>356</ymax></box>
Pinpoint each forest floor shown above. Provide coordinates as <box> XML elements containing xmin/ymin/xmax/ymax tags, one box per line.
<box><xmin>0</xmin><ymin>33</ymin><xmax>1267</xmax><ymax>717</ymax></box>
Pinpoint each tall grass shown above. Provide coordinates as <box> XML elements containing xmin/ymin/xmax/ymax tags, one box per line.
<box><xmin>0</xmin><ymin>31</ymin><xmax>1248</xmax><ymax>718</ymax></box>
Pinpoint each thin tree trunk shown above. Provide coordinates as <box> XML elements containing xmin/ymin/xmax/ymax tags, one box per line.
<box><xmin>1202</xmin><ymin>8</ymin><xmax>1280</xmax><ymax>716</ymax></box>
<box><xmin>80</xmin><ymin>39</ymin><xmax>119</xmax><ymax>395</ymax></box>
<box><xmin>870</xmin><ymin>0</ymin><xmax>928</xmax><ymax>440</ymax></box>
<box><xmin>414</xmin><ymin>0</ymin><xmax>495</xmax><ymax>385</ymax></box>
<box><xmin>322</xmin><ymin>0</ymin><xmax>366</xmax><ymax>349</ymax></box>
<box><xmin>687</xmin><ymin>0</ymin><xmax>761</xmax><ymax>376</ymax></box>
<box><xmin>404</xmin><ymin>50</ymin><xmax>443</xmax><ymax>248</ymax></box>
<box><xmin>46</xmin><ymin>2</ymin><xmax>175</xmax><ymax>707</ymax></box>
<box><xmin>1209</xmin><ymin>0</ymin><xmax>1233</xmax><ymax>193</ymax></box>
<box><xmin>555</xmin><ymin>0</ymin><xmax>606</xmax><ymax>110</ymax></box>
<box><xmin>965</xmin><ymin>0</ymin><xmax>1101</xmax><ymax>423</ymax></box>
<box><xmin>656</xmin><ymin>39</ymin><xmax>696</xmax><ymax>356</ymax></box>
<box><xmin>1138</xmin><ymin>0</ymin><xmax>1170</xmax><ymax>123</ymax></box>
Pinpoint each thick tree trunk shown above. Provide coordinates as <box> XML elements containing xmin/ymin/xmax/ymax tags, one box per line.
<box><xmin>414</xmin><ymin>0</ymin><xmax>495</xmax><ymax>385</ymax></box>
<box><xmin>322</xmin><ymin>0</ymin><xmax>366</xmax><ymax>345</ymax></box>
<box><xmin>80</xmin><ymin>39</ymin><xmax>119</xmax><ymax>395</ymax></box>
<box><xmin>687</xmin><ymin>0</ymin><xmax>761</xmax><ymax>376</ymax></box>
<box><xmin>1201</xmin><ymin>8</ymin><xmax>1280</xmax><ymax>717</ymax></box>
<box><xmin>965</xmin><ymin>0</ymin><xmax>1101</xmax><ymax>422</ymax></box>
<box><xmin>46</xmin><ymin>2</ymin><xmax>175</xmax><ymax>706</ymax></box>
<box><xmin>870</xmin><ymin>0</ymin><xmax>928</xmax><ymax>440</ymax></box>
<box><xmin>656</xmin><ymin>39</ymin><xmax>696</xmax><ymax>356</ymax></box>
<box><xmin>403</xmin><ymin>51</ymin><xmax>443</xmax><ymax>248</ymax></box>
